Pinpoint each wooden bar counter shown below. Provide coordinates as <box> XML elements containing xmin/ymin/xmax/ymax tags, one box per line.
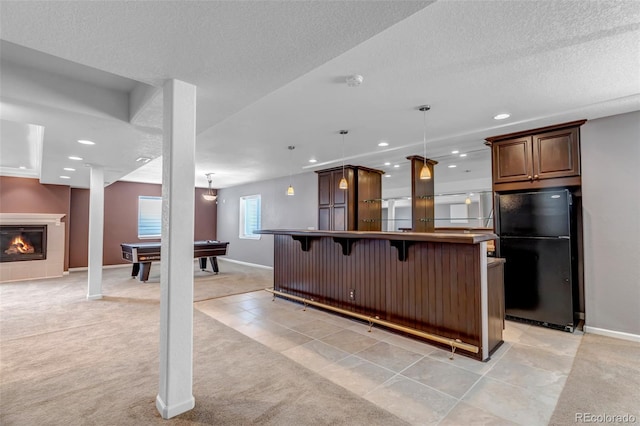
<box><xmin>257</xmin><ymin>229</ymin><xmax>504</xmax><ymax>361</ymax></box>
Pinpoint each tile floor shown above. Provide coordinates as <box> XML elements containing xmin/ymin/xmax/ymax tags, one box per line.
<box><xmin>195</xmin><ymin>290</ymin><xmax>583</xmax><ymax>426</ymax></box>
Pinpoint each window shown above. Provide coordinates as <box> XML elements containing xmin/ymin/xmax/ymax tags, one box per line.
<box><xmin>138</xmin><ymin>196</ymin><xmax>162</xmax><ymax>238</ymax></box>
<box><xmin>239</xmin><ymin>194</ymin><xmax>261</xmax><ymax>239</ymax></box>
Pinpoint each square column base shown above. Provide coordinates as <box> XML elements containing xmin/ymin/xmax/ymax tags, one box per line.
<box><xmin>156</xmin><ymin>394</ymin><xmax>195</xmax><ymax>419</ymax></box>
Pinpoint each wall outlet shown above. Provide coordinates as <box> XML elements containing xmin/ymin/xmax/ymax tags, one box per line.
<box><xmin>349</xmin><ymin>289</ymin><xmax>355</xmax><ymax>300</ymax></box>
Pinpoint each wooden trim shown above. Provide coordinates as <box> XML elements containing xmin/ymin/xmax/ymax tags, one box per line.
<box><xmin>492</xmin><ymin>176</ymin><xmax>581</xmax><ymax>192</ymax></box>
<box><xmin>314</xmin><ymin>165</ymin><xmax>385</xmax><ymax>175</ymax></box>
<box><xmin>484</xmin><ymin>119</ymin><xmax>587</xmax><ymax>145</ymax></box>
<box><xmin>405</xmin><ymin>155</ymin><xmax>439</xmax><ymax>165</ymax></box>
<box><xmin>256</xmin><ymin>229</ymin><xmax>497</xmax><ymax>244</ymax></box>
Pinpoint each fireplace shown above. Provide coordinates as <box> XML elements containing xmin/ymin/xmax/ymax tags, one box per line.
<box><xmin>0</xmin><ymin>225</ymin><xmax>47</xmax><ymax>262</ymax></box>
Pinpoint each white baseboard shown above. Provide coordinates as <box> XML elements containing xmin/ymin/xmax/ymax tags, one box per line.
<box><xmin>584</xmin><ymin>325</ymin><xmax>640</xmax><ymax>343</ymax></box>
<box><xmin>221</xmin><ymin>258</ymin><xmax>273</xmax><ymax>270</ymax></box>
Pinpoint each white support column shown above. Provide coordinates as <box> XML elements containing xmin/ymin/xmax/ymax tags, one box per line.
<box><xmin>87</xmin><ymin>166</ymin><xmax>104</xmax><ymax>300</ymax></box>
<box><xmin>156</xmin><ymin>79</ymin><xmax>196</xmax><ymax>419</ymax></box>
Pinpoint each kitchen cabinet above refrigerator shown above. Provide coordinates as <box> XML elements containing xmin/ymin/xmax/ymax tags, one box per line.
<box><xmin>485</xmin><ymin>120</ymin><xmax>586</xmax><ymax>192</ymax></box>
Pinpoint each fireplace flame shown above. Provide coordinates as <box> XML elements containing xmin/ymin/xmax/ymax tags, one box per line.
<box><xmin>4</xmin><ymin>235</ymin><xmax>35</xmax><ymax>254</ymax></box>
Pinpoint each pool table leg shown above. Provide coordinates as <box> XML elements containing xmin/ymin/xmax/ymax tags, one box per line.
<box><xmin>139</xmin><ymin>262</ymin><xmax>151</xmax><ymax>282</ymax></box>
<box><xmin>210</xmin><ymin>257</ymin><xmax>219</xmax><ymax>274</ymax></box>
<box><xmin>199</xmin><ymin>257</ymin><xmax>207</xmax><ymax>271</ymax></box>
<box><xmin>131</xmin><ymin>263</ymin><xmax>140</xmax><ymax>278</ymax></box>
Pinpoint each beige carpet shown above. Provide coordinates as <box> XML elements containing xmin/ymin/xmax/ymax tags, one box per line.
<box><xmin>105</xmin><ymin>259</ymin><xmax>274</xmax><ymax>302</ymax></box>
<box><xmin>0</xmin><ymin>262</ymin><xmax>408</xmax><ymax>425</ymax></box>
<box><xmin>549</xmin><ymin>333</ymin><xmax>640</xmax><ymax>425</ymax></box>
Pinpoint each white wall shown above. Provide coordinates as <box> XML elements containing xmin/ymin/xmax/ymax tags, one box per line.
<box><xmin>216</xmin><ymin>172</ymin><xmax>318</xmax><ymax>267</ymax></box>
<box><xmin>581</xmin><ymin>111</ymin><xmax>640</xmax><ymax>337</ymax></box>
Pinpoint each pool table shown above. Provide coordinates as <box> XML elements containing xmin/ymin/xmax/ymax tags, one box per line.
<box><xmin>120</xmin><ymin>240</ymin><xmax>229</xmax><ymax>282</ymax></box>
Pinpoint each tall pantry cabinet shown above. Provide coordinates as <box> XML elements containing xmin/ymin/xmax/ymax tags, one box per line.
<box><xmin>316</xmin><ymin>165</ymin><xmax>384</xmax><ymax>231</ymax></box>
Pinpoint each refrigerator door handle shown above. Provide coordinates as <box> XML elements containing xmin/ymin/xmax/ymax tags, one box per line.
<box><xmin>558</xmin><ymin>236</ymin><xmax>571</xmax><ymax>239</ymax></box>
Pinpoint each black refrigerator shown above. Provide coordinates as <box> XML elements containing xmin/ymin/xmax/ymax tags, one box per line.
<box><xmin>496</xmin><ymin>189</ymin><xmax>578</xmax><ymax>331</ymax></box>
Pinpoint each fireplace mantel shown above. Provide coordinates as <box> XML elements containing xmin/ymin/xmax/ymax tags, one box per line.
<box><xmin>0</xmin><ymin>213</ymin><xmax>65</xmax><ymax>225</ymax></box>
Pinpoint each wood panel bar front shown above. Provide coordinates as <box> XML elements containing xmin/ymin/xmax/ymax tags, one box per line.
<box><xmin>259</xmin><ymin>230</ymin><xmax>502</xmax><ymax>361</ymax></box>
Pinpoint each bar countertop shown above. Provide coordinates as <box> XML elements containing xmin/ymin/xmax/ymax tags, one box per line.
<box><xmin>255</xmin><ymin>229</ymin><xmax>497</xmax><ymax>245</ymax></box>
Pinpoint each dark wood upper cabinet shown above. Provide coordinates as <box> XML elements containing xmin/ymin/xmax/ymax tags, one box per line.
<box><xmin>315</xmin><ymin>166</ymin><xmax>383</xmax><ymax>231</ymax></box>
<box><xmin>532</xmin><ymin>127</ymin><xmax>580</xmax><ymax>180</ymax></box>
<box><xmin>486</xmin><ymin>120</ymin><xmax>586</xmax><ymax>191</ymax></box>
<box><xmin>491</xmin><ymin>136</ymin><xmax>533</xmax><ymax>184</ymax></box>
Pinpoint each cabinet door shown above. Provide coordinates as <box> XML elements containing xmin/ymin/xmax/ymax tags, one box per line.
<box><xmin>332</xmin><ymin>206</ymin><xmax>347</xmax><ymax>231</ymax></box>
<box><xmin>532</xmin><ymin>128</ymin><xmax>580</xmax><ymax>180</ymax></box>
<box><xmin>332</xmin><ymin>170</ymin><xmax>347</xmax><ymax>205</ymax></box>
<box><xmin>492</xmin><ymin>137</ymin><xmax>533</xmax><ymax>184</ymax></box>
<box><xmin>318</xmin><ymin>207</ymin><xmax>331</xmax><ymax>230</ymax></box>
<box><xmin>318</xmin><ymin>172</ymin><xmax>332</xmax><ymax>207</ymax></box>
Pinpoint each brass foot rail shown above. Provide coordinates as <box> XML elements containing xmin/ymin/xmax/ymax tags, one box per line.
<box><xmin>265</xmin><ymin>288</ymin><xmax>479</xmax><ymax>356</ymax></box>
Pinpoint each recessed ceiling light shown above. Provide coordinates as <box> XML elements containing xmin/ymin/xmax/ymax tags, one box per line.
<box><xmin>19</xmin><ymin>166</ymin><xmax>27</xmax><ymax>170</ymax></box>
<box><xmin>407</xmin><ymin>197</ymin><xmax>411</xmax><ymax>200</ymax></box>
<box><xmin>63</xmin><ymin>167</ymin><xmax>76</xmax><ymax>171</ymax></box>
<box><xmin>68</xmin><ymin>156</ymin><xmax>83</xmax><ymax>161</ymax></box>
<box><xmin>136</xmin><ymin>157</ymin><xmax>151</xmax><ymax>163</ymax></box>
<box><xmin>448</xmin><ymin>165</ymin><xmax>457</xmax><ymax>168</ymax></box>
<box><xmin>384</xmin><ymin>174</ymin><xmax>391</xmax><ymax>178</ymax></box>
<box><xmin>78</xmin><ymin>139</ymin><xmax>95</xmax><ymax>145</ymax></box>
<box><xmin>460</xmin><ymin>153</ymin><xmax>467</xmax><ymax>157</ymax></box>
<box><xmin>60</xmin><ymin>175</ymin><xmax>71</xmax><ymax>179</ymax></box>
<box><xmin>451</xmin><ymin>150</ymin><xmax>459</xmax><ymax>154</ymax></box>
<box><xmin>393</xmin><ymin>164</ymin><xmax>400</xmax><ymax>168</ymax></box>
<box><xmin>308</xmin><ymin>158</ymin><xmax>317</xmax><ymax>163</ymax></box>
<box><xmin>494</xmin><ymin>113</ymin><xmax>511</xmax><ymax>120</ymax></box>
<box><xmin>384</xmin><ymin>162</ymin><xmax>391</xmax><ymax>166</ymax></box>
<box><xmin>378</xmin><ymin>142</ymin><xmax>389</xmax><ymax>147</ymax></box>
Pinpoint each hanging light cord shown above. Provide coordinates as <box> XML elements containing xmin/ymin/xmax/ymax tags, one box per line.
<box><xmin>423</xmin><ymin>108</ymin><xmax>428</xmax><ymax>167</ymax></box>
<box><xmin>341</xmin><ymin>131</ymin><xmax>346</xmax><ymax>179</ymax></box>
<box><xmin>288</xmin><ymin>146</ymin><xmax>293</xmax><ymax>185</ymax></box>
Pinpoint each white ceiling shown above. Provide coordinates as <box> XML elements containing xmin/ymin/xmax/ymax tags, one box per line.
<box><xmin>1</xmin><ymin>1</ymin><xmax>639</xmax><ymax>198</ymax></box>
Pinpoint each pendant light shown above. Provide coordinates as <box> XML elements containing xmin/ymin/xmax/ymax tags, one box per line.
<box><xmin>339</xmin><ymin>130</ymin><xmax>348</xmax><ymax>190</ymax></box>
<box><xmin>202</xmin><ymin>173</ymin><xmax>217</xmax><ymax>201</ymax></box>
<box><xmin>418</xmin><ymin>105</ymin><xmax>432</xmax><ymax>180</ymax></box>
<box><xmin>465</xmin><ymin>195</ymin><xmax>472</xmax><ymax>205</ymax></box>
<box><xmin>286</xmin><ymin>146</ymin><xmax>295</xmax><ymax>196</ymax></box>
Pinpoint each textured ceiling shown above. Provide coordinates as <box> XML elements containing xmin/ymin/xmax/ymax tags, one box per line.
<box><xmin>0</xmin><ymin>1</ymin><xmax>639</xmax><ymax>197</ymax></box>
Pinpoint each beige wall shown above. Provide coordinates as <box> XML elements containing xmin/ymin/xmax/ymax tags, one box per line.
<box><xmin>0</xmin><ymin>178</ymin><xmax>217</xmax><ymax>269</ymax></box>
<box><xmin>69</xmin><ymin>181</ymin><xmax>218</xmax><ymax>267</ymax></box>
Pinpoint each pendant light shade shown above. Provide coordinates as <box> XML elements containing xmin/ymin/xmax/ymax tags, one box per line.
<box><xmin>465</xmin><ymin>196</ymin><xmax>472</xmax><ymax>205</ymax></box>
<box><xmin>419</xmin><ymin>164</ymin><xmax>432</xmax><ymax>180</ymax></box>
<box><xmin>419</xmin><ymin>105</ymin><xmax>432</xmax><ymax>180</ymax></box>
<box><xmin>338</xmin><ymin>177</ymin><xmax>348</xmax><ymax>189</ymax></box>
<box><xmin>286</xmin><ymin>146</ymin><xmax>295</xmax><ymax>196</ymax></box>
<box><xmin>202</xmin><ymin>173</ymin><xmax>217</xmax><ymax>201</ymax></box>
<box><xmin>339</xmin><ymin>130</ymin><xmax>348</xmax><ymax>190</ymax></box>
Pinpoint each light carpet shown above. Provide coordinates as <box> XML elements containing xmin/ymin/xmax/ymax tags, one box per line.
<box><xmin>0</xmin><ymin>261</ymin><xmax>407</xmax><ymax>425</ymax></box>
